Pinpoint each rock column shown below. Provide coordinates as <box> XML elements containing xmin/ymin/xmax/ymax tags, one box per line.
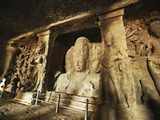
<box><xmin>37</xmin><ymin>30</ymin><xmax>50</xmax><ymax>56</ymax></box>
<box><xmin>0</xmin><ymin>45</ymin><xmax>16</xmax><ymax>78</ymax></box>
<box><xmin>99</xmin><ymin>9</ymin><xmax>137</xmax><ymax>119</ymax></box>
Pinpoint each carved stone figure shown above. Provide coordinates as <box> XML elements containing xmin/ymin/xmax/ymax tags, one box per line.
<box><xmin>147</xmin><ymin>36</ymin><xmax>160</xmax><ymax>95</ymax></box>
<box><xmin>55</xmin><ymin>37</ymin><xmax>89</xmax><ymax>94</ymax></box>
<box><xmin>149</xmin><ymin>20</ymin><xmax>160</xmax><ymax>38</ymax></box>
<box><xmin>33</xmin><ymin>55</ymin><xmax>46</xmax><ymax>92</ymax></box>
<box><xmin>53</xmin><ymin>36</ymin><xmax>103</xmax><ymax>119</ymax></box>
<box><xmin>54</xmin><ymin>37</ymin><xmax>102</xmax><ymax>96</ymax></box>
<box><xmin>89</xmin><ymin>43</ymin><xmax>103</xmax><ymax>73</ymax></box>
<box><xmin>65</xmin><ymin>46</ymin><xmax>74</xmax><ymax>73</ymax></box>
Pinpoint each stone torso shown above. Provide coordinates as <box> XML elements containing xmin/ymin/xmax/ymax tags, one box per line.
<box><xmin>54</xmin><ymin>72</ymin><xmax>102</xmax><ymax>99</ymax></box>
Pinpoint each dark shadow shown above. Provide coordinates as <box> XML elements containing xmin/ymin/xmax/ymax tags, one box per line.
<box><xmin>144</xmin><ymin>93</ymin><xmax>160</xmax><ymax>120</ymax></box>
<box><xmin>0</xmin><ymin>102</ymin><xmax>56</xmax><ymax>120</ymax></box>
<box><xmin>124</xmin><ymin>0</ymin><xmax>160</xmax><ymax>24</ymax></box>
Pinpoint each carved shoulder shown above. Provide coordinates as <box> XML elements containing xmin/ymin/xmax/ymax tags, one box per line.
<box><xmin>57</xmin><ymin>73</ymin><xmax>68</xmax><ymax>81</ymax></box>
<box><xmin>88</xmin><ymin>73</ymin><xmax>101</xmax><ymax>86</ymax></box>
<box><xmin>77</xmin><ymin>73</ymin><xmax>102</xmax><ymax>98</ymax></box>
<box><xmin>54</xmin><ymin>73</ymin><xmax>71</xmax><ymax>92</ymax></box>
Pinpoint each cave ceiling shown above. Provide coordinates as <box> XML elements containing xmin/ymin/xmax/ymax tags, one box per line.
<box><xmin>0</xmin><ymin>0</ymin><xmax>116</xmax><ymax>43</ymax></box>
<box><xmin>1</xmin><ymin>0</ymin><xmax>159</xmax><ymax>44</ymax></box>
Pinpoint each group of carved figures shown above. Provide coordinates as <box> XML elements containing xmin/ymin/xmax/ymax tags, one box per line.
<box><xmin>0</xmin><ymin>32</ymin><xmax>160</xmax><ymax>119</ymax></box>
<box><xmin>52</xmin><ymin>37</ymin><xmax>103</xmax><ymax>119</ymax></box>
<box><xmin>0</xmin><ymin>38</ymin><xmax>47</xmax><ymax>98</ymax></box>
<box><xmin>54</xmin><ymin>37</ymin><xmax>103</xmax><ymax>97</ymax></box>
<box><xmin>0</xmin><ymin>36</ymin><xmax>105</xmax><ymax>119</ymax></box>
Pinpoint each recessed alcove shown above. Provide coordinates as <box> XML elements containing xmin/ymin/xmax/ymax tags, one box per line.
<box><xmin>45</xmin><ymin>27</ymin><xmax>101</xmax><ymax>90</ymax></box>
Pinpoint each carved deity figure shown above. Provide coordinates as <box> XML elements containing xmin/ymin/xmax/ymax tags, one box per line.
<box><xmin>53</xmin><ymin>37</ymin><xmax>103</xmax><ymax>119</ymax></box>
<box><xmin>147</xmin><ymin>36</ymin><xmax>160</xmax><ymax>95</ymax></box>
<box><xmin>54</xmin><ymin>37</ymin><xmax>101</xmax><ymax>97</ymax></box>
<box><xmin>33</xmin><ymin>55</ymin><xmax>46</xmax><ymax>92</ymax></box>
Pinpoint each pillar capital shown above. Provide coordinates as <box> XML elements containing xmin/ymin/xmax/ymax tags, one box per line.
<box><xmin>37</xmin><ymin>30</ymin><xmax>50</xmax><ymax>43</ymax></box>
<box><xmin>5</xmin><ymin>45</ymin><xmax>16</xmax><ymax>53</ymax></box>
<box><xmin>99</xmin><ymin>9</ymin><xmax>124</xmax><ymax>21</ymax></box>
<box><xmin>37</xmin><ymin>30</ymin><xmax>50</xmax><ymax>37</ymax></box>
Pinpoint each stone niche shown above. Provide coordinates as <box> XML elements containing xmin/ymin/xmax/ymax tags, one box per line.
<box><xmin>46</xmin><ymin>27</ymin><xmax>102</xmax><ymax>90</ymax></box>
<box><xmin>45</xmin><ymin>34</ymin><xmax>104</xmax><ymax>120</ymax></box>
<box><xmin>2</xmin><ymin>31</ymin><xmax>50</xmax><ymax>104</ymax></box>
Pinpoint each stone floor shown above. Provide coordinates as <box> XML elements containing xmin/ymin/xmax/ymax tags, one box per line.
<box><xmin>0</xmin><ymin>100</ymin><xmax>84</xmax><ymax>120</ymax></box>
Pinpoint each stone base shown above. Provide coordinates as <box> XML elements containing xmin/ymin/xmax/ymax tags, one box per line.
<box><xmin>14</xmin><ymin>92</ymin><xmax>33</xmax><ymax>105</ymax></box>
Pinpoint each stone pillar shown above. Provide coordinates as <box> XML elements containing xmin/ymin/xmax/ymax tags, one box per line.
<box><xmin>99</xmin><ymin>9</ymin><xmax>136</xmax><ymax>119</ymax></box>
<box><xmin>0</xmin><ymin>45</ymin><xmax>16</xmax><ymax>78</ymax></box>
<box><xmin>37</xmin><ymin>30</ymin><xmax>50</xmax><ymax>56</ymax></box>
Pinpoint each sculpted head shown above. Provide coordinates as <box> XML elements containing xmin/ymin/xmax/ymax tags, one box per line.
<box><xmin>65</xmin><ymin>46</ymin><xmax>74</xmax><ymax>72</ymax></box>
<box><xmin>90</xmin><ymin>44</ymin><xmax>103</xmax><ymax>73</ymax></box>
<box><xmin>73</xmin><ymin>37</ymin><xmax>89</xmax><ymax>72</ymax></box>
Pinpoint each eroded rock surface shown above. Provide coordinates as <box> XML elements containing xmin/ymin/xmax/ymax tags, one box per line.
<box><xmin>48</xmin><ymin>37</ymin><xmax>103</xmax><ymax>119</ymax></box>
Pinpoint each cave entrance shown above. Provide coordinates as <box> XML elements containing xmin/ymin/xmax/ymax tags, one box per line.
<box><xmin>46</xmin><ymin>27</ymin><xmax>101</xmax><ymax>90</ymax></box>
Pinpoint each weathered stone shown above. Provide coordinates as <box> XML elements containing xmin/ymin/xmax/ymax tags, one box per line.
<box><xmin>51</xmin><ymin>36</ymin><xmax>103</xmax><ymax>119</ymax></box>
<box><xmin>0</xmin><ymin>45</ymin><xmax>16</xmax><ymax>79</ymax></box>
<box><xmin>98</xmin><ymin>9</ymin><xmax>153</xmax><ymax>120</ymax></box>
<box><xmin>54</xmin><ymin>37</ymin><xmax>102</xmax><ymax>98</ymax></box>
<box><xmin>1</xmin><ymin>30</ymin><xmax>50</xmax><ymax>104</ymax></box>
<box><xmin>99</xmin><ymin>9</ymin><xmax>136</xmax><ymax>107</ymax></box>
<box><xmin>89</xmin><ymin>43</ymin><xmax>103</xmax><ymax>73</ymax></box>
<box><xmin>149</xmin><ymin>20</ymin><xmax>160</xmax><ymax>38</ymax></box>
<box><xmin>125</xmin><ymin>12</ymin><xmax>160</xmax><ymax>119</ymax></box>
<box><xmin>65</xmin><ymin>46</ymin><xmax>74</xmax><ymax>73</ymax></box>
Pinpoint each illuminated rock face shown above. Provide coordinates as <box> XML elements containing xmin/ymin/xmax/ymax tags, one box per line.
<box><xmin>99</xmin><ymin>9</ymin><xmax>136</xmax><ymax>108</ymax></box>
<box><xmin>2</xmin><ymin>30</ymin><xmax>50</xmax><ymax>100</ymax></box>
<box><xmin>53</xmin><ymin>37</ymin><xmax>103</xmax><ymax>119</ymax></box>
<box><xmin>98</xmin><ymin>9</ymin><xmax>155</xmax><ymax>120</ymax></box>
<box><xmin>54</xmin><ymin>36</ymin><xmax>103</xmax><ymax>97</ymax></box>
<box><xmin>1</xmin><ymin>2</ymin><xmax>160</xmax><ymax>119</ymax></box>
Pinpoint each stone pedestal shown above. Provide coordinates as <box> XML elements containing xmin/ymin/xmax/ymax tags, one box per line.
<box><xmin>14</xmin><ymin>92</ymin><xmax>33</xmax><ymax>105</ymax></box>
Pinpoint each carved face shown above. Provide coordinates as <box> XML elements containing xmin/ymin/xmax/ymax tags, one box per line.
<box><xmin>90</xmin><ymin>44</ymin><xmax>103</xmax><ymax>73</ymax></box>
<box><xmin>73</xmin><ymin>37</ymin><xmax>89</xmax><ymax>72</ymax></box>
<box><xmin>65</xmin><ymin>46</ymin><xmax>74</xmax><ymax>72</ymax></box>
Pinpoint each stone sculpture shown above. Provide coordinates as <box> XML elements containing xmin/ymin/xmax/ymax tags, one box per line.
<box><xmin>65</xmin><ymin>46</ymin><xmax>74</xmax><ymax>73</ymax></box>
<box><xmin>54</xmin><ymin>37</ymin><xmax>102</xmax><ymax>96</ymax></box>
<box><xmin>53</xmin><ymin>36</ymin><xmax>103</xmax><ymax>119</ymax></box>
<box><xmin>33</xmin><ymin>55</ymin><xmax>46</xmax><ymax>92</ymax></box>
<box><xmin>0</xmin><ymin>31</ymin><xmax>50</xmax><ymax>105</ymax></box>
<box><xmin>147</xmin><ymin>36</ymin><xmax>160</xmax><ymax>95</ymax></box>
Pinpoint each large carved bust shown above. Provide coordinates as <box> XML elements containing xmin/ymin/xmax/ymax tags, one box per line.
<box><xmin>53</xmin><ymin>37</ymin><xmax>103</xmax><ymax>118</ymax></box>
<box><xmin>54</xmin><ymin>37</ymin><xmax>102</xmax><ymax>97</ymax></box>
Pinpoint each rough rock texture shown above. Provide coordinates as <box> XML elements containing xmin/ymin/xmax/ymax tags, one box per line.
<box><xmin>52</xmin><ymin>37</ymin><xmax>103</xmax><ymax>119</ymax></box>
<box><xmin>149</xmin><ymin>20</ymin><xmax>160</xmax><ymax>38</ymax></box>
<box><xmin>125</xmin><ymin>10</ymin><xmax>160</xmax><ymax>119</ymax></box>
<box><xmin>99</xmin><ymin>9</ymin><xmax>141</xmax><ymax>120</ymax></box>
<box><xmin>4</xmin><ymin>31</ymin><xmax>50</xmax><ymax>95</ymax></box>
<box><xmin>1</xmin><ymin>1</ymin><xmax>160</xmax><ymax>120</ymax></box>
<box><xmin>54</xmin><ymin>37</ymin><xmax>103</xmax><ymax>96</ymax></box>
<box><xmin>0</xmin><ymin>0</ymin><xmax>115</xmax><ymax>42</ymax></box>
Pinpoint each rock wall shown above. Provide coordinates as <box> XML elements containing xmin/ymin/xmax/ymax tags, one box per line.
<box><xmin>125</xmin><ymin>10</ymin><xmax>160</xmax><ymax>119</ymax></box>
<box><xmin>0</xmin><ymin>6</ymin><xmax>160</xmax><ymax>120</ymax></box>
<box><xmin>5</xmin><ymin>33</ymin><xmax>49</xmax><ymax>93</ymax></box>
